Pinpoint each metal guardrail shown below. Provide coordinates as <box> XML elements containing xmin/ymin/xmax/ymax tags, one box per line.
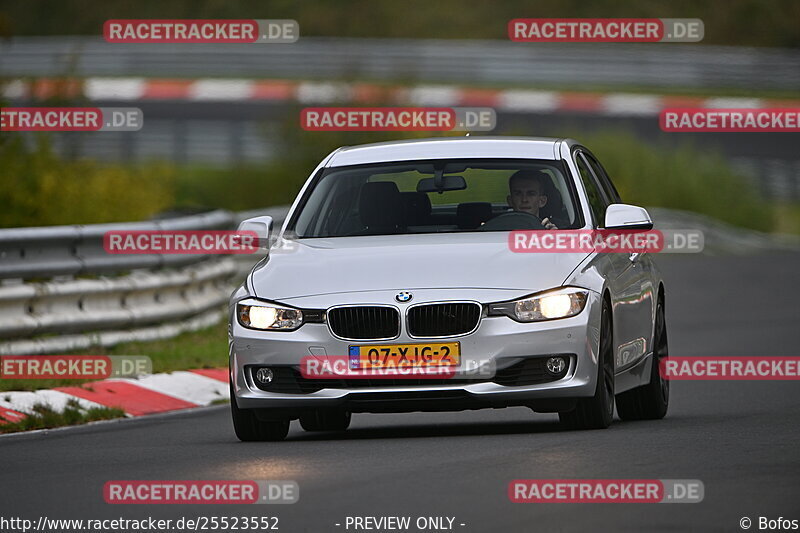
<box><xmin>0</xmin><ymin>210</ymin><xmax>234</xmax><ymax>281</ymax></box>
<box><xmin>0</xmin><ymin>206</ymin><xmax>291</xmax><ymax>281</ymax></box>
<box><xmin>0</xmin><ymin>206</ymin><xmax>289</xmax><ymax>354</ymax></box>
<box><xmin>2</xmin><ymin>36</ymin><xmax>799</xmax><ymax>91</ymax></box>
<box><xmin>1</xmin><ymin>204</ymin><xmax>797</xmax><ymax>355</ymax></box>
<box><xmin>0</xmin><ymin>257</ymin><xmax>238</xmax><ymax>339</ymax></box>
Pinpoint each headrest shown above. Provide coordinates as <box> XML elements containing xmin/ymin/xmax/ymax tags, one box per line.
<box><xmin>359</xmin><ymin>181</ymin><xmax>403</xmax><ymax>230</ymax></box>
<box><xmin>540</xmin><ymin>181</ymin><xmax>566</xmax><ymax>222</ymax></box>
<box><xmin>401</xmin><ymin>192</ymin><xmax>432</xmax><ymax>225</ymax></box>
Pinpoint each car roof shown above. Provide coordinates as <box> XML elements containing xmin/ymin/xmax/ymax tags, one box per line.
<box><xmin>326</xmin><ymin>136</ymin><xmax>570</xmax><ymax>167</ymax></box>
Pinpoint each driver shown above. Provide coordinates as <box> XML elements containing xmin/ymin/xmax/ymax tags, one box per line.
<box><xmin>507</xmin><ymin>170</ymin><xmax>558</xmax><ymax>229</ymax></box>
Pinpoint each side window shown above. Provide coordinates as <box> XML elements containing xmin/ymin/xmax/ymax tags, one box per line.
<box><xmin>584</xmin><ymin>153</ymin><xmax>622</xmax><ymax>203</ymax></box>
<box><xmin>575</xmin><ymin>153</ymin><xmax>608</xmax><ymax>227</ymax></box>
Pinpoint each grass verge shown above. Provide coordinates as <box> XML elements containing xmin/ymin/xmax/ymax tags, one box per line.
<box><xmin>0</xmin><ymin>321</ymin><xmax>228</xmax><ymax>393</ymax></box>
<box><xmin>574</xmin><ymin>130</ymin><xmax>776</xmax><ymax>232</ymax></box>
<box><xmin>0</xmin><ymin>399</ymin><xmax>126</xmax><ymax>434</ymax></box>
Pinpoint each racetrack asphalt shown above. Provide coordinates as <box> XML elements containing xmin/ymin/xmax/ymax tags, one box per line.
<box><xmin>2</xmin><ymin>252</ymin><xmax>799</xmax><ymax>532</ymax></box>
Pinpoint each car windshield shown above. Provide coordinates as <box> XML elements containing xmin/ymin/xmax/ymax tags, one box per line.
<box><xmin>291</xmin><ymin>159</ymin><xmax>581</xmax><ymax>238</ymax></box>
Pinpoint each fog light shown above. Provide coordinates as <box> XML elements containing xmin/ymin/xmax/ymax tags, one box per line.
<box><xmin>546</xmin><ymin>357</ymin><xmax>567</xmax><ymax>376</ymax></box>
<box><xmin>254</xmin><ymin>367</ymin><xmax>274</xmax><ymax>385</ymax></box>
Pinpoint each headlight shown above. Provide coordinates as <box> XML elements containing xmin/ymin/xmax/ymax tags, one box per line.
<box><xmin>237</xmin><ymin>299</ymin><xmax>303</xmax><ymax>331</ymax></box>
<box><xmin>489</xmin><ymin>287</ymin><xmax>589</xmax><ymax>322</ymax></box>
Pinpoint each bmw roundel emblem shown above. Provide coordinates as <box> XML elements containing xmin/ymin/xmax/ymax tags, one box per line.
<box><xmin>395</xmin><ymin>291</ymin><xmax>413</xmax><ymax>303</ymax></box>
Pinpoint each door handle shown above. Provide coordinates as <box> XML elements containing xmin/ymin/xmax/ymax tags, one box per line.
<box><xmin>629</xmin><ymin>252</ymin><xmax>641</xmax><ymax>263</ymax></box>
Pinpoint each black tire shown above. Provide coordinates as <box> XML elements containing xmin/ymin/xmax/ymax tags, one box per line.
<box><xmin>230</xmin><ymin>382</ymin><xmax>290</xmax><ymax>442</ymax></box>
<box><xmin>616</xmin><ymin>297</ymin><xmax>670</xmax><ymax>420</ymax></box>
<box><xmin>559</xmin><ymin>298</ymin><xmax>615</xmax><ymax>430</ymax></box>
<box><xmin>299</xmin><ymin>409</ymin><xmax>351</xmax><ymax>432</ymax></box>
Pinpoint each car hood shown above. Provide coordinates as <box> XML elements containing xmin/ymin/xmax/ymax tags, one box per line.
<box><xmin>250</xmin><ymin>233</ymin><xmax>589</xmax><ymax>300</ymax></box>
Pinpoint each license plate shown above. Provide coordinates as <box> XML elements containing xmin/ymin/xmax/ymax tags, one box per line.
<box><xmin>348</xmin><ymin>342</ymin><xmax>460</xmax><ymax>369</ymax></box>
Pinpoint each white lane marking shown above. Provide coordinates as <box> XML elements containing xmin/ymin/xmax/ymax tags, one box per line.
<box><xmin>85</xmin><ymin>77</ymin><xmax>145</xmax><ymax>100</ymax></box>
<box><xmin>190</xmin><ymin>79</ymin><xmax>254</xmax><ymax>101</ymax></box>
<box><xmin>704</xmin><ymin>97</ymin><xmax>764</xmax><ymax>109</ymax></box>
<box><xmin>406</xmin><ymin>85</ymin><xmax>460</xmax><ymax>106</ymax></box>
<box><xmin>603</xmin><ymin>93</ymin><xmax>663</xmax><ymax>115</ymax></box>
<box><xmin>498</xmin><ymin>90</ymin><xmax>557</xmax><ymax>112</ymax></box>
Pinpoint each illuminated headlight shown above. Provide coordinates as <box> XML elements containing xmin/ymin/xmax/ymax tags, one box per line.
<box><xmin>237</xmin><ymin>299</ymin><xmax>303</xmax><ymax>331</ymax></box>
<box><xmin>489</xmin><ymin>288</ymin><xmax>589</xmax><ymax>322</ymax></box>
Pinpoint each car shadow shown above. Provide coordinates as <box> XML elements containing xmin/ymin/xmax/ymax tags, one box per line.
<box><xmin>287</xmin><ymin>418</ymin><xmax>569</xmax><ymax>441</ymax></box>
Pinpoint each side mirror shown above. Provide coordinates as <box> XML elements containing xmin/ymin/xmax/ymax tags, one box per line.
<box><xmin>237</xmin><ymin>216</ymin><xmax>273</xmax><ymax>249</ymax></box>
<box><xmin>604</xmin><ymin>204</ymin><xmax>653</xmax><ymax>230</ymax></box>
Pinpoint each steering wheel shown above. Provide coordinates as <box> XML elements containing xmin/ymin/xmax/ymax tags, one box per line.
<box><xmin>478</xmin><ymin>211</ymin><xmax>545</xmax><ymax>231</ymax></box>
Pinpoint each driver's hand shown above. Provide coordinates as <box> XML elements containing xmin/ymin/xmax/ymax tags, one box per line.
<box><xmin>542</xmin><ymin>217</ymin><xmax>558</xmax><ymax>230</ymax></box>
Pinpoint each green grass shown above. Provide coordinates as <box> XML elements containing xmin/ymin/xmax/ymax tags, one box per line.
<box><xmin>529</xmin><ymin>129</ymin><xmax>778</xmax><ymax>233</ymax></box>
<box><xmin>180</xmin><ymin>128</ymin><xmax>800</xmax><ymax>235</ymax></box>
<box><xmin>0</xmin><ymin>322</ymin><xmax>228</xmax><ymax>393</ymax></box>
<box><xmin>174</xmin><ymin>164</ymin><xmax>306</xmax><ymax>212</ymax></box>
<box><xmin>210</xmin><ymin>397</ymin><xmax>231</xmax><ymax>405</ymax></box>
<box><xmin>0</xmin><ymin>399</ymin><xmax>125</xmax><ymax>434</ymax></box>
<box><xmin>104</xmin><ymin>324</ymin><xmax>229</xmax><ymax>374</ymax></box>
<box><xmin>0</xmin><ymin>135</ymin><xmax>176</xmax><ymax>228</ymax></box>
<box><xmin>773</xmin><ymin>204</ymin><xmax>800</xmax><ymax>235</ymax></box>
<box><xmin>5</xmin><ymin>82</ymin><xmax>797</xmax><ymax>234</ymax></box>
<box><xmin>5</xmin><ymin>0</ymin><xmax>800</xmax><ymax>48</ymax></box>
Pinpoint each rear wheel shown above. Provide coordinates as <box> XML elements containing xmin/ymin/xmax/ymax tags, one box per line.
<box><xmin>616</xmin><ymin>297</ymin><xmax>669</xmax><ymax>420</ymax></box>
<box><xmin>300</xmin><ymin>409</ymin><xmax>351</xmax><ymax>432</ymax></box>
<box><xmin>559</xmin><ymin>298</ymin><xmax>615</xmax><ymax>430</ymax></box>
<box><xmin>230</xmin><ymin>382</ymin><xmax>290</xmax><ymax>442</ymax></box>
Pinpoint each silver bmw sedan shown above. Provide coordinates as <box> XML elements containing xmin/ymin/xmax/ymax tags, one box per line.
<box><xmin>229</xmin><ymin>137</ymin><xmax>669</xmax><ymax>441</ymax></box>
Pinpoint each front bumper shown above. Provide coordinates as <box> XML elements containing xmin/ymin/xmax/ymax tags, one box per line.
<box><xmin>230</xmin><ymin>290</ymin><xmax>602</xmax><ymax>414</ymax></box>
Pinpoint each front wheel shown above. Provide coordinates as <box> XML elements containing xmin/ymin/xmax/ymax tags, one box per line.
<box><xmin>616</xmin><ymin>297</ymin><xmax>669</xmax><ymax>420</ymax></box>
<box><xmin>230</xmin><ymin>382</ymin><xmax>290</xmax><ymax>442</ymax></box>
<box><xmin>559</xmin><ymin>298</ymin><xmax>615</xmax><ymax>430</ymax></box>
